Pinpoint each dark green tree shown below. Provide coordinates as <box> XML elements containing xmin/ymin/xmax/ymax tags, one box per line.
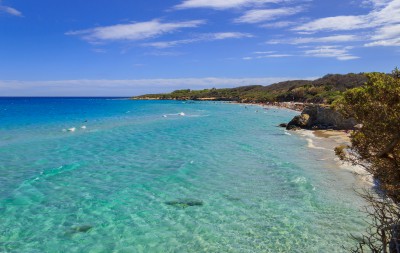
<box><xmin>334</xmin><ymin>68</ymin><xmax>400</xmax><ymax>252</ymax></box>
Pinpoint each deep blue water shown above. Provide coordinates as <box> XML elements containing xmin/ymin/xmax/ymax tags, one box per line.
<box><xmin>0</xmin><ymin>98</ymin><xmax>367</xmax><ymax>252</ymax></box>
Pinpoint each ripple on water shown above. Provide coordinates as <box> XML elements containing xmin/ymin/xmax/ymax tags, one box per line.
<box><xmin>0</xmin><ymin>99</ymin><xmax>368</xmax><ymax>252</ymax></box>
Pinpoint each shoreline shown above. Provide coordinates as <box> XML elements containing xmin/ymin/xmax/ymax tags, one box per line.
<box><xmin>134</xmin><ymin>98</ymin><xmax>308</xmax><ymax>112</ymax></box>
<box><xmin>136</xmin><ymin>98</ymin><xmax>373</xmax><ymax>186</ymax></box>
<box><xmin>229</xmin><ymin>101</ymin><xmax>305</xmax><ymax>113</ymax></box>
<box><xmin>229</xmin><ymin>100</ymin><xmax>373</xmax><ymax>186</ymax></box>
<box><xmin>295</xmin><ymin>129</ymin><xmax>374</xmax><ymax>186</ymax></box>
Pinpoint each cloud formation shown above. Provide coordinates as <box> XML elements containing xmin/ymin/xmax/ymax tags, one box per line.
<box><xmin>174</xmin><ymin>0</ymin><xmax>281</xmax><ymax>10</ymax></box>
<box><xmin>290</xmin><ymin>0</ymin><xmax>400</xmax><ymax>48</ymax></box>
<box><xmin>235</xmin><ymin>7</ymin><xmax>303</xmax><ymax>23</ymax></box>
<box><xmin>243</xmin><ymin>53</ymin><xmax>293</xmax><ymax>60</ymax></box>
<box><xmin>303</xmin><ymin>46</ymin><xmax>359</xmax><ymax>61</ymax></box>
<box><xmin>66</xmin><ymin>19</ymin><xmax>205</xmax><ymax>43</ymax></box>
<box><xmin>0</xmin><ymin>1</ymin><xmax>22</xmax><ymax>17</ymax></box>
<box><xmin>144</xmin><ymin>32</ymin><xmax>253</xmax><ymax>48</ymax></box>
<box><xmin>293</xmin><ymin>0</ymin><xmax>400</xmax><ymax>36</ymax></box>
<box><xmin>267</xmin><ymin>35</ymin><xmax>361</xmax><ymax>45</ymax></box>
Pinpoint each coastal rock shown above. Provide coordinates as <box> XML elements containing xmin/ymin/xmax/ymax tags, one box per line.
<box><xmin>286</xmin><ymin>105</ymin><xmax>356</xmax><ymax>130</ymax></box>
<box><xmin>278</xmin><ymin>123</ymin><xmax>287</xmax><ymax>128</ymax></box>
<box><xmin>286</xmin><ymin>114</ymin><xmax>310</xmax><ymax>130</ymax></box>
<box><xmin>165</xmin><ymin>199</ymin><xmax>203</xmax><ymax>208</ymax></box>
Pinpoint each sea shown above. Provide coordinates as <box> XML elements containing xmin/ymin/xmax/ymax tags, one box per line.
<box><xmin>0</xmin><ymin>98</ymin><xmax>368</xmax><ymax>252</ymax></box>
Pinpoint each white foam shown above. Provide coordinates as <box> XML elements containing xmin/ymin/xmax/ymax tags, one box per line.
<box><xmin>337</xmin><ymin>159</ymin><xmax>374</xmax><ymax>185</ymax></box>
<box><xmin>81</xmin><ymin>126</ymin><xmax>87</xmax><ymax>129</ymax></box>
<box><xmin>164</xmin><ymin>112</ymin><xmax>186</xmax><ymax>117</ymax></box>
<box><xmin>306</xmin><ymin>138</ymin><xmax>327</xmax><ymax>150</ymax></box>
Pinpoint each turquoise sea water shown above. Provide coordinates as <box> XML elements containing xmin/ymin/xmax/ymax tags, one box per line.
<box><xmin>0</xmin><ymin>98</ymin><xmax>367</xmax><ymax>252</ymax></box>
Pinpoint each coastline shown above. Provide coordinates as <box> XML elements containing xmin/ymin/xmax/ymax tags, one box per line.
<box><xmin>295</xmin><ymin>129</ymin><xmax>374</xmax><ymax>186</ymax></box>
<box><xmin>230</xmin><ymin>101</ymin><xmax>305</xmax><ymax>112</ymax></box>
<box><xmin>135</xmin><ymin>99</ymin><xmax>371</xmax><ymax>186</ymax></box>
<box><xmin>134</xmin><ymin>97</ymin><xmax>307</xmax><ymax>112</ymax></box>
<box><xmin>229</xmin><ymin>99</ymin><xmax>373</xmax><ymax>187</ymax></box>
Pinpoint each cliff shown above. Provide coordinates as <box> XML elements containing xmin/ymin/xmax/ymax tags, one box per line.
<box><xmin>286</xmin><ymin>104</ymin><xmax>356</xmax><ymax>130</ymax></box>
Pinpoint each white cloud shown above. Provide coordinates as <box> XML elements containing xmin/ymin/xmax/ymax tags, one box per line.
<box><xmin>291</xmin><ymin>0</ymin><xmax>400</xmax><ymax>48</ymax></box>
<box><xmin>303</xmin><ymin>46</ymin><xmax>359</xmax><ymax>60</ymax></box>
<box><xmin>294</xmin><ymin>0</ymin><xmax>400</xmax><ymax>32</ymax></box>
<box><xmin>267</xmin><ymin>35</ymin><xmax>361</xmax><ymax>44</ymax></box>
<box><xmin>0</xmin><ymin>1</ymin><xmax>22</xmax><ymax>17</ymax></box>
<box><xmin>365</xmin><ymin>38</ymin><xmax>400</xmax><ymax>46</ymax></box>
<box><xmin>210</xmin><ymin>32</ymin><xmax>253</xmax><ymax>39</ymax></box>
<box><xmin>294</xmin><ymin>16</ymin><xmax>369</xmax><ymax>32</ymax></box>
<box><xmin>66</xmin><ymin>19</ymin><xmax>205</xmax><ymax>43</ymax></box>
<box><xmin>371</xmin><ymin>24</ymin><xmax>400</xmax><ymax>40</ymax></box>
<box><xmin>0</xmin><ymin>77</ymin><xmax>313</xmax><ymax>96</ymax></box>
<box><xmin>261</xmin><ymin>21</ymin><xmax>297</xmax><ymax>28</ymax></box>
<box><xmin>174</xmin><ymin>0</ymin><xmax>281</xmax><ymax>10</ymax></box>
<box><xmin>143</xmin><ymin>32</ymin><xmax>253</xmax><ymax>48</ymax></box>
<box><xmin>369</xmin><ymin>0</ymin><xmax>400</xmax><ymax>26</ymax></box>
<box><xmin>243</xmin><ymin>45</ymin><xmax>359</xmax><ymax>60</ymax></box>
<box><xmin>244</xmin><ymin>52</ymin><xmax>293</xmax><ymax>60</ymax></box>
<box><xmin>144</xmin><ymin>39</ymin><xmax>196</xmax><ymax>49</ymax></box>
<box><xmin>235</xmin><ymin>7</ymin><xmax>302</xmax><ymax>23</ymax></box>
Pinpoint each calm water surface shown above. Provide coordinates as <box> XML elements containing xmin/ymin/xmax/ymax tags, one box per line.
<box><xmin>0</xmin><ymin>98</ymin><xmax>367</xmax><ymax>252</ymax></box>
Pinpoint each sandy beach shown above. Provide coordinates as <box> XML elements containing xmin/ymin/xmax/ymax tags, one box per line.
<box><xmin>296</xmin><ymin>129</ymin><xmax>374</xmax><ymax>186</ymax></box>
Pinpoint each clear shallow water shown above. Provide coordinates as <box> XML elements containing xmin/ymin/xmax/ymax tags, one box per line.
<box><xmin>0</xmin><ymin>98</ymin><xmax>367</xmax><ymax>252</ymax></box>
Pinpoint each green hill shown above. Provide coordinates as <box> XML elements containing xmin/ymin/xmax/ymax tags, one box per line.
<box><xmin>132</xmin><ymin>73</ymin><xmax>368</xmax><ymax>104</ymax></box>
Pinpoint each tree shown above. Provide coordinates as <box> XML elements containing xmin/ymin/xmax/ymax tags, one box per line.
<box><xmin>335</xmin><ymin>69</ymin><xmax>400</xmax><ymax>202</ymax></box>
<box><xmin>334</xmin><ymin>68</ymin><xmax>400</xmax><ymax>252</ymax></box>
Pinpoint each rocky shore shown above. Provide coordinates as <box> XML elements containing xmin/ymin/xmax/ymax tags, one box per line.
<box><xmin>282</xmin><ymin>104</ymin><xmax>356</xmax><ymax>131</ymax></box>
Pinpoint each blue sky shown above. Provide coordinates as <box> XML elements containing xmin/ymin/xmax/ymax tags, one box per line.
<box><xmin>0</xmin><ymin>0</ymin><xmax>399</xmax><ymax>96</ymax></box>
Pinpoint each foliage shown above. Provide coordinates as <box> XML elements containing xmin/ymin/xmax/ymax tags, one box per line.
<box><xmin>334</xmin><ymin>68</ymin><xmax>400</xmax><ymax>252</ymax></box>
<box><xmin>335</xmin><ymin>69</ymin><xmax>400</xmax><ymax>202</ymax></box>
<box><xmin>133</xmin><ymin>73</ymin><xmax>367</xmax><ymax>104</ymax></box>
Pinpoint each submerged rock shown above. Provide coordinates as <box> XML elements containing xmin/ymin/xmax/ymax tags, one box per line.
<box><xmin>68</xmin><ymin>225</ymin><xmax>93</xmax><ymax>234</ymax></box>
<box><xmin>165</xmin><ymin>199</ymin><xmax>203</xmax><ymax>208</ymax></box>
<box><xmin>278</xmin><ymin>123</ymin><xmax>287</xmax><ymax>128</ymax></box>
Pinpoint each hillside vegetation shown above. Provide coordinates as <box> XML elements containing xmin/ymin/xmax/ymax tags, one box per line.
<box><xmin>133</xmin><ymin>73</ymin><xmax>367</xmax><ymax>104</ymax></box>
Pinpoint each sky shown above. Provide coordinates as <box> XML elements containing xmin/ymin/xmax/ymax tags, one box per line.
<box><xmin>0</xmin><ymin>0</ymin><xmax>399</xmax><ymax>96</ymax></box>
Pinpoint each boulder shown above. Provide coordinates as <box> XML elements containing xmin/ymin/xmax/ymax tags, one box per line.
<box><xmin>278</xmin><ymin>123</ymin><xmax>287</xmax><ymax>128</ymax></box>
<box><xmin>286</xmin><ymin>114</ymin><xmax>310</xmax><ymax>130</ymax></box>
<box><xmin>286</xmin><ymin>105</ymin><xmax>356</xmax><ymax>130</ymax></box>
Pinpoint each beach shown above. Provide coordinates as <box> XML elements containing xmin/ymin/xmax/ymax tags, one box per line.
<box><xmin>297</xmin><ymin>129</ymin><xmax>373</xmax><ymax>186</ymax></box>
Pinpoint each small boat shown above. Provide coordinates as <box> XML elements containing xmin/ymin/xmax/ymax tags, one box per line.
<box><xmin>67</xmin><ymin>127</ymin><xmax>76</xmax><ymax>132</ymax></box>
<box><xmin>179</xmin><ymin>112</ymin><xmax>185</xmax><ymax>116</ymax></box>
<box><xmin>81</xmin><ymin>126</ymin><xmax>87</xmax><ymax>129</ymax></box>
